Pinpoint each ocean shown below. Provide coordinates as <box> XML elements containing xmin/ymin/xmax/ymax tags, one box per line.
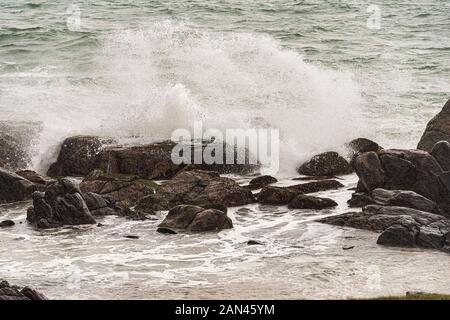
<box><xmin>0</xmin><ymin>1</ymin><xmax>449</xmax><ymax>299</ymax></box>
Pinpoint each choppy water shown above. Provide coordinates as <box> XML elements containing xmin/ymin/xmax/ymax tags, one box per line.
<box><xmin>0</xmin><ymin>1</ymin><xmax>450</xmax><ymax>299</ymax></box>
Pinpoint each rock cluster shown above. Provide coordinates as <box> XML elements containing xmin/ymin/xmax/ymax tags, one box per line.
<box><xmin>0</xmin><ymin>280</ymin><xmax>47</xmax><ymax>300</ymax></box>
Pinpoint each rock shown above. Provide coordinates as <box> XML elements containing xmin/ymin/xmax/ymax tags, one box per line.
<box><xmin>371</xmin><ymin>188</ymin><xmax>436</xmax><ymax>213</ymax></box>
<box><xmin>318</xmin><ymin>205</ymin><xmax>450</xmax><ymax>252</ymax></box>
<box><xmin>345</xmin><ymin>138</ymin><xmax>382</xmax><ymax>168</ymax></box>
<box><xmin>80</xmin><ymin>170</ymin><xmax>156</xmax><ymax>204</ymax></box>
<box><xmin>27</xmin><ymin>178</ymin><xmax>96</xmax><ymax>229</ymax></box>
<box><xmin>417</xmin><ymin>98</ymin><xmax>450</xmax><ymax>152</ymax></box>
<box><xmin>16</xmin><ymin>170</ymin><xmax>55</xmax><ymax>192</ymax></box>
<box><xmin>157</xmin><ymin>227</ymin><xmax>178</xmax><ymax>234</ymax></box>
<box><xmin>158</xmin><ymin>205</ymin><xmax>233</xmax><ymax>232</ymax></box>
<box><xmin>247</xmin><ymin>175</ymin><xmax>277</xmax><ymax>190</ymax></box>
<box><xmin>430</xmin><ymin>140</ymin><xmax>450</xmax><ymax>171</ymax></box>
<box><xmin>347</xmin><ymin>192</ymin><xmax>376</xmax><ymax>208</ymax></box>
<box><xmin>0</xmin><ymin>220</ymin><xmax>15</xmax><ymax>227</ymax></box>
<box><xmin>258</xmin><ymin>186</ymin><xmax>298</xmax><ymax>205</ymax></box>
<box><xmin>0</xmin><ymin>280</ymin><xmax>47</xmax><ymax>300</ymax></box>
<box><xmin>288</xmin><ymin>194</ymin><xmax>338</xmax><ymax>209</ymax></box>
<box><xmin>298</xmin><ymin>151</ymin><xmax>353</xmax><ymax>176</ymax></box>
<box><xmin>258</xmin><ymin>180</ymin><xmax>343</xmax><ymax>205</ymax></box>
<box><xmin>47</xmin><ymin>136</ymin><xmax>116</xmax><ymax>177</ymax></box>
<box><xmin>247</xmin><ymin>240</ymin><xmax>264</xmax><ymax>246</ymax></box>
<box><xmin>0</xmin><ymin>167</ymin><xmax>36</xmax><ymax>203</ymax></box>
<box><xmin>354</xmin><ymin>152</ymin><xmax>385</xmax><ymax>193</ymax></box>
<box><xmin>0</xmin><ymin>121</ymin><xmax>41</xmax><ymax>171</ymax></box>
<box><xmin>135</xmin><ymin>170</ymin><xmax>254</xmax><ymax>211</ymax></box>
<box><xmin>342</xmin><ymin>246</ymin><xmax>355</xmax><ymax>250</ymax></box>
<box><xmin>124</xmin><ymin>235</ymin><xmax>139</xmax><ymax>239</ymax></box>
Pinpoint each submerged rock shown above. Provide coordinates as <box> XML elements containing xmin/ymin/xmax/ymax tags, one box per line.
<box><xmin>135</xmin><ymin>170</ymin><xmax>254</xmax><ymax>212</ymax></box>
<box><xmin>318</xmin><ymin>205</ymin><xmax>450</xmax><ymax>252</ymax></box>
<box><xmin>417</xmin><ymin>98</ymin><xmax>450</xmax><ymax>152</ymax></box>
<box><xmin>288</xmin><ymin>194</ymin><xmax>337</xmax><ymax>209</ymax></box>
<box><xmin>247</xmin><ymin>175</ymin><xmax>277</xmax><ymax>190</ymax></box>
<box><xmin>0</xmin><ymin>167</ymin><xmax>35</xmax><ymax>203</ymax></box>
<box><xmin>0</xmin><ymin>280</ymin><xmax>47</xmax><ymax>300</ymax></box>
<box><xmin>298</xmin><ymin>151</ymin><xmax>353</xmax><ymax>176</ymax></box>
<box><xmin>0</xmin><ymin>220</ymin><xmax>15</xmax><ymax>227</ymax></box>
<box><xmin>158</xmin><ymin>205</ymin><xmax>233</xmax><ymax>233</ymax></box>
<box><xmin>27</xmin><ymin>178</ymin><xmax>96</xmax><ymax>229</ymax></box>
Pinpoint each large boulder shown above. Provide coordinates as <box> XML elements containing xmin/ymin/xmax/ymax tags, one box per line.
<box><xmin>0</xmin><ymin>280</ymin><xmax>47</xmax><ymax>300</ymax></box>
<box><xmin>47</xmin><ymin>136</ymin><xmax>116</xmax><ymax>177</ymax></box>
<box><xmin>297</xmin><ymin>151</ymin><xmax>352</xmax><ymax>176</ymax></box>
<box><xmin>318</xmin><ymin>205</ymin><xmax>450</xmax><ymax>252</ymax></box>
<box><xmin>27</xmin><ymin>178</ymin><xmax>96</xmax><ymax>229</ymax></box>
<box><xmin>79</xmin><ymin>170</ymin><xmax>156</xmax><ymax>204</ymax></box>
<box><xmin>157</xmin><ymin>205</ymin><xmax>233</xmax><ymax>233</ymax></box>
<box><xmin>135</xmin><ymin>170</ymin><xmax>255</xmax><ymax>212</ymax></box>
<box><xmin>371</xmin><ymin>188</ymin><xmax>436</xmax><ymax>213</ymax></box>
<box><xmin>345</xmin><ymin>138</ymin><xmax>383</xmax><ymax>168</ymax></box>
<box><xmin>417</xmin><ymin>98</ymin><xmax>450</xmax><ymax>152</ymax></box>
<box><xmin>0</xmin><ymin>167</ymin><xmax>35</xmax><ymax>203</ymax></box>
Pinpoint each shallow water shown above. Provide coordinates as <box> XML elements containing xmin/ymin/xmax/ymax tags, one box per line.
<box><xmin>1</xmin><ymin>175</ymin><xmax>449</xmax><ymax>299</ymax></box>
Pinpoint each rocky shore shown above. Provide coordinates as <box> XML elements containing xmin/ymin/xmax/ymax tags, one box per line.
<box><xmin>0</xmin><ymin>98</ymin><xmax>449</xmax><ymax>299</ymax></box>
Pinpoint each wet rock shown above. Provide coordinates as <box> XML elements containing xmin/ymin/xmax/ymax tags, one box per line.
<box><xmin>0</xmin><ymin>167</ymin><xmax>36</xmax><ymax>203</ymax></box>
<box><xmin>258</xmin><ymin>186</ymin><xmax>298</xmax><ymax>205</ymax></box>
<box><xmin>247</xmin><ymin>240</ymin><xmax>264</xmax><ymax>246</ymax></box>
<box><xmin>297</xmin><ymin>151</ymin><xmax>353</xmax><ymax>176</ymax></box>
<box><xmin>342</xmin><ymin>246</ymin><xmax>355</xmax><ymax>250</ymax></box>
<box><xmin>124</xmin><ymin>235</ymin><xmax>139</xmax><ymax>239</ymax></box>
<box><xmin>0</xmin><ymin>280</ymin><xmax>47</xmax><ymax>300</ymax></box>
<box><xmin>16</xmin><ymin>170</ymin><xmax>55</xmax><ymax>192</ymax></box>
<box><xmin>347</xmin><ymin>192</ymin><xmax>376</xmax><ymax>208</ymax></box>
<box><xmin>247</xmin><ymin>175</ymin><xmax>277</xmax><ymax>190</ymax></box>
<box><xmin>47</xmin><ymin>136</ymin><xmax>116</xmax><ymax>177</ymax></box>
<box><xmin>135</xmin><ymin>170</ymin><xmax>254</xmax><ymax>211</ymax></box>
<box><xmin>80</xmin><ymin>170</ymin><xmax>156</xmax><ymax>204</ymax></box>
<box><xmin>417</xmin><ymin>98</ymin><xmax>450</xmax><ymax>152</ymax></box>
<box><xmin>430</xmin><ymin>140</ymin><xmax>450</xmax><ymax>171</ymax></box>
<box><xmin>354</xmin><ymin>152</ymin><xmax>385</xmax><ymax>193</ymax></box>
<box><xmin>157</xmin><ymin>227</ymin><xmax>178</xmax><ymax>235</ymax></box>
<box><xmin>371</xmin><ymin>188</ymin><xmax>436</xmax><ymax>213</ymax></box>
<box><xmin>27</xmin><ymin>178</ymin><xmax>96</xmax><ymax>229</ymax></box>
<box><xmin>158</xmin><ymin>205</ymin><xmax>233</xmax><ymax>232</ymax></box>
<box><xmin>258</xmin><ymin>180</ymin><xmax>343</xmax><ymax>205</ymax></box>
<box><xmin>0</xmin><ymin>220</ymin><xmax>15</xmax><ymax>227</ymax></box>
<box><xmin>288</xmin><ymin>194</ymin><xmax>337</xmax><ymax>209</ymax></box>
<box><xmin>318</xmin><ymin>205</ymin><xmax>450</xmax><ymax>252</ymax></box>
<box><xmin>345</xmin><ymin>138</ymin><xmax>382</xmax><ymax>168</ymax></box>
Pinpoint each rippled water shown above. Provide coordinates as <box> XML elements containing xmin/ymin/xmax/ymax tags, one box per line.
<box><xmin>1</xmin><ymin>1</ymin><xmax>450</xmax><ymax>299</ymax></box>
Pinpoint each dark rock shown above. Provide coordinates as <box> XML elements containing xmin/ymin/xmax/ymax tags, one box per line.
<box><xmin>292</xmin><ymin>175</ymin><xmax>341</xmax><ymax>181</ymax></box>
<box><xmin>97</xmin><ymin>223</ymin><xmax>104</xmax><ymax>227</ymax></box>
<box><xmin>247</xmin><ymin>175</ymin><xmax>277</xmax><ymax>190</ymax></box>
<box><xmin>0</xmin><ymin>280</ymin><xmax>47</xmax><ymax>300</ymax></box>
<box><xmin>347</xmin><ymin>192</ymin><xmax>376</xmax><ymax>208</ymax></box>
<box><xmin>158</xmin><ymin>205</ymin><xmax>233</xmax><ymax>233</ymax></box>
<box><xmin>342</xmin><ymin>246</ymin><xmax>354</xmax><ymax>250</ymax></box>
<box><xmin>0</xmin><ymin>167</ymin><xmax>36</xmax><ymax>203</ymax></box>
<box><xmin>288</xmin><ymin>194</ymin><xmax>337</xmax><ymax>209</ymax></box>
<box><xmin>247</xmin><ymin>240</ymin><xmax>264</xmax><ymax>246</ymax></box>
<box><xmin>0</xmin><ymin>220</ymin><xmax>15</xmax><ymax>227</ymax></box>
<box><xmin>371</xmin><ymin>188</ymin><xmax>436</xmax><ymax>213</ymax></box>
<box><xmin>16</xmin><ymin>170</ymin><xmax>54</xmax><ymax>186</ymax></box>
<box><xmin>417</xmin><ymin>98</ymin><xmax>450</xmax><ymax>152</ymax></box>
<box><xmin>135</xmin><ymin>170</ymin><xmax>254</xmax><ymax>212</ymax></box>
<box><xmin>27</xmin><ymin>178</ymin><xmax>96</xmax><ymax>229</ymax></box>
<box><xmin>430</xmin><ymin>140</ymin><xmax>450</xmax><ymax>171</ymax></box>
<box><xmin>258</xmin><ymin>186</ymin><xmax>298</xmax><ymax>205</ymax></box>
<box><xmin>354</xmin><ymin>152</ymin><xmax>385</xmax><ymax>193</ymax></box>
<box><xmin>298</xmin><ymin>151</ymin><xmax>352</xmax><ymax>176</ymax></box>
<box><xmin>47</xmin><ymin>136</ymin><xmax>116</xmax><ymax>177</ymax></box>
<box><xmin>346</xmin><ymin>138</ymin><xmax>382</xmax><ymax>168</ymax></box>
<box><xmin>124</xmin><ymin>235</ymin><xmax>139</xmax><ymax>239</ymax></box>
<box><xmin>80</xmin><ymin>170</ymin><xmax>156</xmax><ymax>204</ymax></box>
<box><xmin>318</xmin><ymin>205</ymin><xmax>450</xmax><ymax>252</ymax></box>
<box><xmin>157</xmin><ymin>227</ymin><xmax>178</xmax><ymax>234</ymax></box>
<box><xmin>258</xmin><ymin>180</ymin><xmax>343</xmax><ymax>205</ymax></box>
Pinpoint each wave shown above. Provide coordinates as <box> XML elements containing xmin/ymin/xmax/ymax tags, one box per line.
<box><xmin>2</xmin><ymin>21</ymin><xmax>365</xmax><ymax>175</ymax></box>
